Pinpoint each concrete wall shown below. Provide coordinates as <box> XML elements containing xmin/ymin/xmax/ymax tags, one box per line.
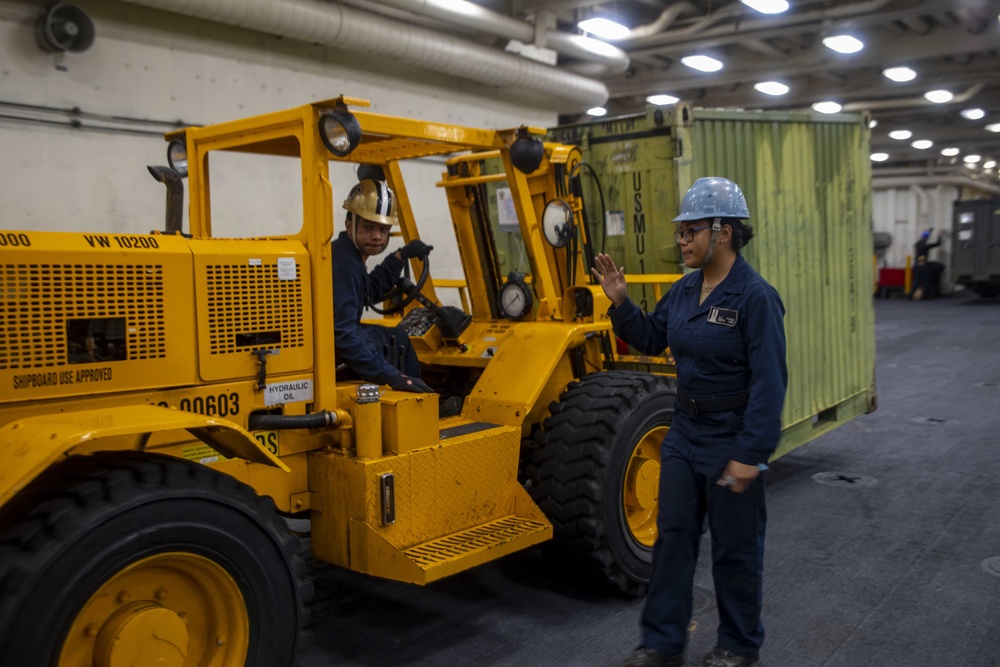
<box><xmin>0</xmin><ymin>0</ymin><xmax>558</xmax><ymax>286</ymax></box>
<box><xmin>872</xmin><ymin>184</ymin><xmax>957</xmax><ymax>289</ymax></box>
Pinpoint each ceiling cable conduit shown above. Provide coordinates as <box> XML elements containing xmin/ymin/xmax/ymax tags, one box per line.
<box><xmin>116</xmin><ymin>0</ymin><xmax>609</xmax><ymax>110</ymax></box>
<box><xmin>873</xmin><ymin>176</ymin><xmax>1000</xmax><ymax>196</ymax></box>
<box><xmin>345</xmin><ymin>0</ymin><xmax>629</xmax><ymax>75</ymax></box>
<box><xmin>622</xmin><ymin>1</ymin><xmax>700</xmax><ymax>40</ymax></box>
<box><xmin>843</xmin><ymin>83</ymin><xmax>983</xmax><ymax>112</ymax></box>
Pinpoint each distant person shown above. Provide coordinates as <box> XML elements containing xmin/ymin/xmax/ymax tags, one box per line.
<box><xmin>332</xmin><ymin>178</ymin><xmax>433</xmax><ymax>392</ymax></box>
<box><xmin>594</xmin><ymin>177</ymin><xmax>787</xmax><ymax>667</ymax></box>
<box><xmin>911</xmin><ymin>228</ymin><xmax>942</xmax><ymax>300</ymax></box>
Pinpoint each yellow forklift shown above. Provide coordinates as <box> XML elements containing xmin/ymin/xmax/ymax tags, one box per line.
<box><xmin>0</xmin><ymin>96</ymin><xmax>676</xmax><ymax>666</ymax></box>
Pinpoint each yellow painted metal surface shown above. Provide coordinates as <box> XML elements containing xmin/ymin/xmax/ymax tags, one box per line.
<box><xmin>0</xmin><ymin>405</ymin><xmax>288</xmax><ymax>506</ymax></box>
<box><xmin>58</xmin><ymin>552</ymin><xmax>249</xmax><ymax>667</ymax></box>
<box><xmin>309</xmin><ymin>421</ymin><xmax>551</xmax><ymax>583</ymax></box>
<box><xmin>381</xmin><ymin>392</ymin><xmax>439</xmax><ymax>454</ymax></box>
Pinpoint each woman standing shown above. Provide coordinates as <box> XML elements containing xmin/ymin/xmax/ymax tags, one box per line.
<box><xmin>593</xmin><ymin>177</ymin><xmax>788</xmax><ymax>667</ymax></box>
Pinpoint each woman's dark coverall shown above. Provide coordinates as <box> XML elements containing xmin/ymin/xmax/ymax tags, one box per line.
<box><xmin>609</xmin><ymin>255</ymin><xmax>787</xmax><ymax>657</ymax></box>
<box><xmin>331</xmin><ymin>231</ymin><xmax>420</xmax><ymax>384</ymax></box>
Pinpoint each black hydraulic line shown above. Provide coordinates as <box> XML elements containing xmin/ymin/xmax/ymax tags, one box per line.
<box><xmin>248</xmin><ymin>411</ymin><xmax>339</xmax><ymax>431</ymax></box>
<box><xmin>570</xmin><ymin>162</ymin><xmax>609</xmax><ymax>271</ymax></box>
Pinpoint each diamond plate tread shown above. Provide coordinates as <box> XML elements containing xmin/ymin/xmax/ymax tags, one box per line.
<box><xmin>403</xmin><ymin>515</ymin><xmax>549</xmax><ymax>568</ymax></box>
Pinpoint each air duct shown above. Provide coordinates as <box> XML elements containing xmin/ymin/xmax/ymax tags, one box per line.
<box><xmin>872</xmin><ymin>176</ymin><xmax>1000</xmax><ymax>196</ymax></box>
<box><xmin>117</xmin><ymin>0</ymin><xmax>609</xmax><ymax>111</ymax></box>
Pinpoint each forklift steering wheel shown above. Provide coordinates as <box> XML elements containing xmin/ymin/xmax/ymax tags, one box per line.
<box><xmin>368</xmin><ymin>254</ymin><xmax>431</xmax><ymax>315</ymax></box>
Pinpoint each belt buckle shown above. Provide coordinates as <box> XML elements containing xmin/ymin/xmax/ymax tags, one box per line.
<box><xmin>680</xmin><ymin>395</ymin><xmax>698</xmax><ymax>416</ymax></box>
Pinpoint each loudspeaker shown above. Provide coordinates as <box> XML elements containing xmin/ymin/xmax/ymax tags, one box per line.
<box><xmin>36</xmin><ymin>4</ymin><xmax>95</xmax><ymax>54</ymax></box>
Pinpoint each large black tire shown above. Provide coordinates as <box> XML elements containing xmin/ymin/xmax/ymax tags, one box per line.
<box><xmin>526</xmin><ymin>371</ymin><xmax>676</xmax><ymax>596</ymax></box>
<box><xmin>0</xmin><ymin>451</ymin><xmax>312</xmax><ymax>667</ymax></box>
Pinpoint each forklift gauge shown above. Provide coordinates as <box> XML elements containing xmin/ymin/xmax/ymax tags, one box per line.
<box><xmin>497</xmin><ymin>273</ymin><xmax>533</xmax><ymax>320</ymax></box>
<box><xmin>541</xmin><ymin>199</ymin><xmax>574</xmax><ymax>248</ymax></box>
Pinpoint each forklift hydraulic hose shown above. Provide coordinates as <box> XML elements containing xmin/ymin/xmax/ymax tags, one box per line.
<box><xmin>248</xmin><ymin>411</ymin><xmax>339</xmax><ymax>431</ymax></box>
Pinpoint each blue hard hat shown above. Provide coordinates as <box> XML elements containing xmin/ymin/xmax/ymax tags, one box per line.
<box><xmin>920</xmin><ymin>230</ymin><xmax>930</xmax><ymax>239</ymax></box>
<box><xmin>673</xmin><ymin>176</ymin><xmax>750</xmax><ymax>222</ymax></box>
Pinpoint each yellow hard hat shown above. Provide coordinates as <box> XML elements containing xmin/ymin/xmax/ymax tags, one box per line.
<box><xmin>343</xmin><ymin>179</ymin><xmax>399</xmax><ymax>226</ymax></box>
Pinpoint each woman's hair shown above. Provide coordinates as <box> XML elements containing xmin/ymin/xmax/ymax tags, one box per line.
<box><xmin>725</xmin><ymin>219</ymin><xmax>755</xmax><ymax>253</ymax></box>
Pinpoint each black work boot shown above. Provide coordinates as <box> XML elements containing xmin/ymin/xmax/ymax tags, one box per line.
<box><xmin>701</xmin><ymin>647</ymin><xmax>759</xmax><ymax>667</ymax></box>
<box><xmin>622</xmin><ymin>647</ymin><xmax>685</xmax><ymax>667</ymax></box>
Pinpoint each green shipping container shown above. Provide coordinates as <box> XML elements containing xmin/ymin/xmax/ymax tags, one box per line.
<box><xmin>549</xmin><ymin>104</ymin><xmax>877</xmax><ymax>458</ymax></box>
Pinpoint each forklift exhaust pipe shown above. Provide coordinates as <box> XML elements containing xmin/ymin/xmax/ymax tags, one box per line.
<box><xmin>147</xmin><ymin>165</ymin><xmax>184</xmax><ymax>234</ymax></box>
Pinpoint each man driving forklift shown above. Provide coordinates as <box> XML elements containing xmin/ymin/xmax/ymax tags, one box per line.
<box><xmin>331</xmin><ymin>178</ymin><xmax>433</xmax><ymax>392</ymax></box>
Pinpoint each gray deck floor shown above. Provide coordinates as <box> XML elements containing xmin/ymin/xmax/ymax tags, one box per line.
<box><xmin>300</xmin><ymin>296</ymin><xmax>1000</xmax><ymax>667</ymax></box>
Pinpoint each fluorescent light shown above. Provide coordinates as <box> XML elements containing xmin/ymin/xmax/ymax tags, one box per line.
<box><xmin>870</xmin><ymin>153</ymin><xmax>889</xmax><ymax>162</ymax></box>
<box><xmin>888</xmin><ymin>130</ymin><xmax>912</xmax><ymax>140</ymax></box>
<box><xmin>961</xmin><ymin>108</ymin><xmax>986</xmax><ymax>120</ymax></box>
<box><xmin>987</xmin><ymin>123</ymin><xmax>1000</xmax><ymax>133</ymax></box>
<box><xmin>646</xmin><ymin>94</ymin><xmax>679</xmax><ymax>106</ymax></box>
<box><xmin>578</xmin><ymin>18</ymin><xmax>630</xmax><ymax>40</ymax></box>
<box><xmin>587</xmin><ymin>107</ymin><xmax>608</xmax><ymax>117</ymax></box>
<box><xmin>882</xmin><ymin>66</ymin><xmax>916</xmax><ymax>82</ymax></box>
<box><xmin>985</xmin><ymin>160</ymin><xmax>997</xmax><ymax>169</ymax></box>
<box><xmin>740</xmin><ymin>0</ymin><xmax>789</xmax><ymax>13</ymax></box>
<box><xmin>681</xmin><ymin>55</ymin><xmax>723</xmax><ymax>72</ymax></box>
<box><xmin>812</xmin><ymin>101</ymin><xmax>842</xmax><ymax>114</ymax></box>
<box><xmin>941</xmin><ymin>147</ymin><xmax>960</xmax><ymax>157</ymax></box>
<box><xmin>964</xmin><ymin>154</ymin><xmax>982</xmax><ymax>163</ymax></box>
<box><xmin>822</xmin><ymin>35</ymin><xmax>864</xmax><ymax>54</ymax></box>
<box><xmin>911</xmin><ymin>140</ymin><xmax>933</xmax><ymax>150</ymax></box>
<box><xmin>924</xmin><ymin>90</ymin><xmax>953</xmax><ymax>104</ymax></box>
<box><xmin>754</xmin><ymin>81</ymin><xmax>789</xmax><ymax>96</ymax></box>
<box><xmin>869</xmin><ymin>119</ymin><xmax>878</xmax><ymax>128</ymax></box>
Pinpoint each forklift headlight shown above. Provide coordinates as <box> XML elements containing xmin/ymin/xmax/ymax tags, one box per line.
<box><xmin>167</xmin><ymin>139</ymin><xmax>188</xmax><ymax>178</ymax></box>
<box><xmin>510</xmin><ymin>127</ymin><xmax>544</xmax><ymax>174</ymax></box>
<box><xmin>320</xmin><ymin>111</ymin><xmax>362</xmax><ymax>157</ymax></box>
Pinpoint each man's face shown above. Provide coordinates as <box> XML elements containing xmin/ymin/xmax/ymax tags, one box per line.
<box><xmin>350</xmin><ymin>216</ymin><xmax>392</xmax><ymax>258</ymax></box>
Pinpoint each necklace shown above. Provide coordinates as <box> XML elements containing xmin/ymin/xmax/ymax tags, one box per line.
<box><xmin>701</xmin><ymin>284</ymin><xmax>716</xmax><ymax>291</ymax></box>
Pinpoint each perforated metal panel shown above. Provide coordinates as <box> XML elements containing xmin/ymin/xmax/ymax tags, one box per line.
<box><xmin>203</xmin><ymin>263</ymin><xmax>306</xmax><ymax>355</ymax></box>
<box><xmin>0</xmin><ymin>263</ymin><xmax>166</xmax><ymax>370</ymax></box>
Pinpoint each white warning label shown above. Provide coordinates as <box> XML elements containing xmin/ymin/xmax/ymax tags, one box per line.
<box><xmin>265</xmin><ymin>379</ymin><xmax>313</xmax><ymax>406</ymax></box>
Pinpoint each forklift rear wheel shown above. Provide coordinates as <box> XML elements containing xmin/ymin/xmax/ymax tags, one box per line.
<box><xmin>0</xmin><ymin>451</ymin><xmax>312</xmax><ymax>667</ymax></box>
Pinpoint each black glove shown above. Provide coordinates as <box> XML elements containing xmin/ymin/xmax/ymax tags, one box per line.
<box><xmin>389</xmin><ymin>374</ymin><xmax>434</xmax><ymax>393</ymax></box>
<box><xmin>399</xmin><ymin>239</ymin><xmax>433</xmax><ymax>260</ymax></box>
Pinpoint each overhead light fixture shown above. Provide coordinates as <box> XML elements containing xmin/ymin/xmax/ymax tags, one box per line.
<box><xmin>812</xmin><ymin>101</ymin><xmax>842</xmax><ymax>114</ymax></box>
<box><xmin>822</xmin><ymin>34</ymin><xmax>864</xmax><ymax>54</ymax></box>
<box><xmin>587</xmin><ymin>107</ymin><xmax>608</xmax><ymax>117</ymax></box>
<box><xmin>577</xmin><ymin>17</ymin><xmax>630</xmax><ymax>40</ymax></box>
<box><xmin>754</xmin><ymin>81</ymin><xmax>789</xmax><ymax>96</ymax></box>
<box><xmin>924</xmin><ymin>90</ymin><xmax>953</xmax><ymax>104</ymax></box>
<box><xmin>739</xmin><ymin>0</ymin><xmax>789</xmax><ymax>13</ymax></box>
<box><xmin>941</xmin><ymin>147</ymin><xmax>960</xmax><ymax>157</ymax></box>
<box><xmin>911</xmin><ymin>140</ymin><xmax>933</xmax><ymax>150</ymax></box>
<box><xmin>681</xmin><ymin>55</ymin><xmax>723</xmax><ymax>72</ymax></box>
<box><xmin>961</xmin><ymin>108</ymin><xmax>986</xmax><ymax>120</ymax></box>
<box><xmin>964</xmin><ymin>154</ymin><xmax>982</xmax><ymax>163</ymax></box>
<box><xmin>985</xmin><ymin>160</ymin><xmax>997</xmax><ymax>169</ymax></box>
<box><xmin>870</xmin><ymin>153</ymin><xmax>889</xmax><ymax>162</ymax></box>
<box><xmin>888</xmin><ymin>130</ymin><xmax>912</xmax><ymax>140</ymax></box>
<box><xmin>646</xmin><ymin>94</ymin><xmax>679</xmax><ymax>106</ymax></box>
<box><xmin>987</xmin><ymin>123</ymin><xmax>1000</xmax><ymax>133</ymax></box>
<box><xmin>882</xmin><ymin>66</ymin><xmax>916</xmax><ymax>82</ymax></box>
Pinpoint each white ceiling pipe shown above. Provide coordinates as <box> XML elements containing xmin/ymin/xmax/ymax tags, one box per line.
<box><xmin>339</xmin><ymin>0</ymin><xmax>629</xmax><ymax>75</ymax></box>
<box><xmin>117</xmin><ymin>0</ymin><xmax>609</xmax><ymax>110</ymax></box>
<box><xmin>873</xmin><ymin>176</ymin><xmax>1000</xmax><ymax>196</ymax></box>
<box><xmin>623</xmin><ymin>1</ymin><xmax>700</xmax><ymax>40</ymax></box>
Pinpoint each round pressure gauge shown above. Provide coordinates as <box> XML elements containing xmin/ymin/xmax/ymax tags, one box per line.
<box><xmin>541</xmin><ymin>199</ymin><xmax>574</xmax><ymax>248</ymax></box>
<box><xmin>497</xmin><ymin>274</ymin><xmax>533</xmax><ymax>320</ymax></box>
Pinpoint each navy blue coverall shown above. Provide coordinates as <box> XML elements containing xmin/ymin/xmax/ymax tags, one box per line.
<box><xmin>609</xmin><ymin>254</ymin><xmax>787</xmax><ymax>657</ymax></box>
<box><xmin>331</xmin><ymin>231</ymin><xmax>420</xmax><ymax>385</ymax></box>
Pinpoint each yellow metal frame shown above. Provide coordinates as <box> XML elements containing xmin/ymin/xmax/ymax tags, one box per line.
<box><xmin>0</xmin><ymin>406</ymin><xmax>287</xmax><ymax>507</ymax></box>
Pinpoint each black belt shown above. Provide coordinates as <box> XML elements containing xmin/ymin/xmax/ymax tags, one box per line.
<box><xmin>677</xmin><ymin>392</ymin><xmax>748</xmax><ymax>416</ymax></box>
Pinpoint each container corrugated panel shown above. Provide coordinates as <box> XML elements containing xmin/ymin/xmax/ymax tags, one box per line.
<box><xmin>551</xmin><ymin>105</ymin><xmax>876</xmax><ymax>457</ymax></box>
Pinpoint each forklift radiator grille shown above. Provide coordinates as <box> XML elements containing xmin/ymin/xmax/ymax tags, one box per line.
<box><xmin>204</xmin><ymin>263</ymin><xmax>305</xmax><ymax>354</ymax></box>
<box><xmin>0</xmin><ymin>263</ymin><xmax>166</xmax><ymax>369</ymax></box>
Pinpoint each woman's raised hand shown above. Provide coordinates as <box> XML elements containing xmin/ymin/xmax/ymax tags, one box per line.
<box><xmin>591</xmin><ymin>253</ymin><xmax>628</xmax><ymax>308</ymax></box>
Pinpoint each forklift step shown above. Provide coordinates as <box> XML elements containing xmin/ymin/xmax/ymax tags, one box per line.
<box><xmin>404</xmin><ymin>514</ymin><xmax>549</xmax><ymax>576</ymax></box>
